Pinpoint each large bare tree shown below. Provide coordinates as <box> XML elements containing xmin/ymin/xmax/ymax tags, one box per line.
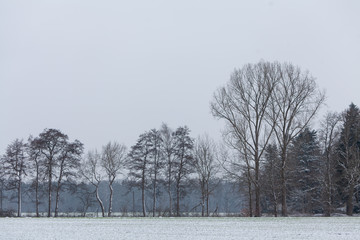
<box><xmin>34</xmin><ymin>129</ymin><xmax>84</xmax><ymax>217</ymax></box>
<box><xmin>80</xmin><ymin>150</ymin><xmax>106</xmax><ymax>217</ymax></box>
<box><xmin>101</xmin><ymin>141</ymin><xmax>127</xmax><ymax>217</ymax></box>
<box><xmin>35</xmin><ymin>129</ymin><xmax>68</xmax><ymax>217</ymax></box>
<box><xmin>271</xmin><ymin>63</ymin><xmax>325</xmax><ymax>216</ymax></box>
<box><xmin>211</xmin><ymin>61</ymin><xmax>280</xmax><ymax>217</ymax></box>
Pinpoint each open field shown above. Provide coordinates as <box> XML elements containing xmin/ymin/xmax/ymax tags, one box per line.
<box><xmin>1</xmin><ymin>217</ymin><xmax>360</xmax><ymax>240</ymax></box>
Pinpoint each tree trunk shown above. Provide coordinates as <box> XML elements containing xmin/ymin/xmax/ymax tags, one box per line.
<box><xmin>142</xmin><ymin>186</ymin><xmax>146</xmax><ymax>217</ymax></box>
<box><xmin>168</xmin><ymin>184</ymin><xmax>172</xmax><ymax>216</ymax></box>
<box><xmin>206</xmin><ymin>181</ymin><xmax>209</xmax><ymax>217</ymax></box>
<box><xmin>132</xmin><ymin>191</ymin><xmax>135</xmax><ymax>217</ymax></box>
<box><xmin>35</xmin><ymin>174</ymin><xmax>40</xmax><ymax>217</ymax></box>
<box><xmin>271</xmin><ymin>174</ymin><xmax>278</xmax><ymax>217</ymax></box>
<box><xmin>248</xmin><ymin>180</ymin><xmax>253</xmax><ymax>217</ymax></box>
<box><xmin>324</xmin><ymin>154</ymin><xmax>331</xmax><ymax>217</ymax></box>
<box><xmin>200</xmin><ymin>181</ymin><xmax>205</xmax><ymax>217</ymax></box>
<box><xmin>141</xmin><ymin>169</ymin><xmax>146</xmax><ymax>217</ymax></box>
<box><xmin>54</xmin><ymin>185</ymin><xmax>61</xmax><ymax>217</ymax></box>
<box><xmin>55</xmin><ymin>166</ymin><xmax>64</xmax><ymax>218</ymax></box>
<box><xmin>346</xmin><ymin>182</ymin><xmax>354</xmax><ymax>216</ymax></box>
<box><xmin>281</xmin><ymin>147</ymin><xmax>287</xmax><ymax>217</ymax></box>
<box><xmin>255</xmin><ymin>153</ymin><xmax>260</xmax><ymax>217</ymax></box>
<box><xmin>108</xmin><ymin>182</ymin><xmax>113</xmax><ymax>217</ymax></box>
<box><xmin>176</xmin><ymin>180</ymin><xmax>180</xmax><ymax>217</ymax></box>
<box><xmin>168</xmin><ymin>162</ymin><xmax>172</xmax><ymax>216</ymax></box>
<box><xmin>273</xmin><ymin>199</ymin><xmax>278</xmax><ymax>217</ymax></box>
<box><xmin>17</xmin><ymin>180</ymin><xmax>21</xmax><ymax>217</ymax></box>
<box><xmin>95</xmin><ymin>185</ymin><xmax>105</xmax><ymax>217</ymax></box>
<box><xmin>153</xmin><ymin>175</ymin><xmax>157</xmax><ymax>217</ymax></box>
<box><xmin>48</xmin><ymin>165</ymin><xmax>52</xmax><ymax>217</ymax></box>
<box><xmin>201</xmin><ymin>191</ymin><xmax>205</xmax><ymax>217</ymax></box>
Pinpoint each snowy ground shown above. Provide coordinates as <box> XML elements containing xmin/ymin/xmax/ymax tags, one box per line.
<box><xmin>1</xmin><ymin>217</ymin><xmax>359</xmax><ymax>240</ymax></box>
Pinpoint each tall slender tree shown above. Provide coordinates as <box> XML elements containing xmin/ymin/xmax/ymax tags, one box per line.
<box><xmin>127</xmin><ymin>133</ymin><xmax>152</xmax><ymax>217</ymax></box>
<box><xmin>319</xmin><ymin>112</ymin><xmax>341</xmax><ymax>216</ymax></box>
<box><xmin>160</xmin><ymin>123</ymin><xmax>175</xmax><ymax>216</ymax></box>
<box><xmin>173</xmin><ymin>126</ymin><xmax>194</xmax><ymax>217</ymax></box>
<box><xmin>148</xmin><ymin>129</ymin><xmax>163</xmax><ymax>217</ymax></box>
<box><xmin>2</xmin><ymin>139</ymin><xmax>28</xmax><ymax>217</ymax></box>
<box><xmin>193</xmin><ymin>134</ymin><xmax>219</xmax><ymax>216</ymax></box>
<box><xmin>54</xmin><ymin>140</ymin><xmax>83</xmax><ymax>217</ymax></box>
<box><xmin>101</xmin><ymin>141</ymin><xmax>127</xmax><ymax>217</ymax></box>
<box><xmin>337</xmin><ymin>103</ymin><xmax>360</xmax><ymax>216</ymax></box>
<box><xmin>27</xmin><ymin>136</ymin><xmax>44</xmax><ymax>217</ymax></box>
<box><xmin>79</xmin><ymin>150</ymin><xmax>106</xmax><ymax>217</ymax></box>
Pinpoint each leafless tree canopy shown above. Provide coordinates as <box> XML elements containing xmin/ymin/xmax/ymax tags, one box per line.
<box><xmin>193</xmin><ymin>134</ymin><xmax>220</xmax><ymax>217</ymax></box>
<box><xmin>101</xmin><ymin>141</ymin><xmax>127</xmax><ymax>217</ymax></box>
<box><xmin>80</xmin><ymin>150</ymin><xmax>105</xmax><ymax>217</ymax></box>
<box><xmin>211</xmin><ymin>61</ymin><xmax>325</xmax><ymax>216</ymax></box>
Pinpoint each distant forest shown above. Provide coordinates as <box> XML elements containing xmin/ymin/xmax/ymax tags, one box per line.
<box><xmin>1</xmin><ymin>61</ymin><xmax>360</xmax><ymax>217</ymax></box>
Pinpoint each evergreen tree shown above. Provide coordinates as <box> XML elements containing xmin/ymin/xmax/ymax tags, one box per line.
<box><xmin>288</xmin><ymin>128</ymin><xmax>322</xmax><ymax>214</ymax></box>
<box><xmin>173</xmin><ymin>126</ymin><xmax>194</xmax><ymax>216</ymax></box>
<box><xmin>336</xmin><ymin>103</ymin><xmax>360</xmax><ymax>215</ymax></box>
<box><xmin>127</xmin><ymin>132</ymin><xmax>152</xmax><ymax>217</ymax></box>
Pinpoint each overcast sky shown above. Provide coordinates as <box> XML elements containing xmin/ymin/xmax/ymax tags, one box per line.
<box><xmin>1</xmin><ymin>0</ymin><xmax>359</xmax><ymax>152</ymax></box>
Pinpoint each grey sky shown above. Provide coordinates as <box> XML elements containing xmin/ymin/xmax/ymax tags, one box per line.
<box><xmin>1</xmin><ymin>0</ymin><xmax>359</xmax><ymax>152</ymax></box>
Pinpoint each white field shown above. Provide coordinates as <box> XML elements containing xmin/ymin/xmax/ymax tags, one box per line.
<box><xmin>1</xmin><ymin>217</ymin><xmax>359</xmax><ymax>240</ymax></box>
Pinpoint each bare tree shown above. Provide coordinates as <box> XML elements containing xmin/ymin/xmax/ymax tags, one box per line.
<box><xmin>54</xmin><ymin>140</ymin><xmax>83</xmax><ymax>217</ymax></box>
<box><xmin>160</xmin><ymin>123</ymin><xmax>175</xmax><ymax>216</ymax></box>
<box><xmin>319</xmin><ymin>112</ymin><xmax>341</xmax><ymax>216</ymax></box>
<box><xmin>127</xmin><ymin>133</ymin><xmax>152</xmax><ymax>217</ymax></box>
<box><xmin>75</xmin><ymin>182</ymin><xmax>97</xmax><ymax>217</ymax></box>
<box><xmin>270</xmin><ymin>63</ymin><xmax>325</xmax><ymax>216</ymax></box>
<box><xmin>193</xmin><ymin>134</ymin><xmax>220</xmax><ymax>216</ymax></box>
<box><xmin>148</xmin><ymin>129</ymin><xmax>163</xmax><ymax>217</ymax></box>
<box><xmin>1</xmin><ymin>139</ymin><xmax>28</xmax><ymax>217</ymax></box>
<box><xmin>101</xmin><ymin>141</ymin><xmax>127</xmax><ymax>217</ymax></box>
<box><xmin>35</xmin><ymin>129</ymin><xmax>69</xmax><ymax>217</ymax></box>
<box><xmin>27</xmin><ymin>136</ymin><xmax>44</xmax><ymax>217</ymax></box>
<box><xmin>173</xmin><ymin>126</ymin><xmax>194</xmax><ymax>217</ymax></box>
<box><xmin>211</xmin><ymin>61</ymin><xmax>280</xmax><ymax>217</ymax></box>
<box><xmin>79</xmin><ymin>150</ymin><xmax>106</xmax><ymax>217</ymax></box>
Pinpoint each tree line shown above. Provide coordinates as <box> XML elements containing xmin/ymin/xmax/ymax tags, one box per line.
<box><xmin>211</xmin><ymin>61</ymin><xmax>359</xmax><ymax>217</ymax></box>
<box><xmin>0</xmin><ymin>125</ymin><xmax>221</xmax><ymax>217</ymax></box>
<box><xmin>1</xmin><ymin>60</ymin><xmax>359</xmax><ymax>217</ymax></box>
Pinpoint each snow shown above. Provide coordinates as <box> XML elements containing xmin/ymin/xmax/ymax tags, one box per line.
<box><xmin>1</xmin><ymin>217</ymin><xmax>359</xmax><ymax>239</ymax></box>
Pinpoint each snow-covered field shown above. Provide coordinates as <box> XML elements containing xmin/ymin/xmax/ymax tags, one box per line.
<box><xmin>1</xmin><ymin>217</ymin><xmax>359</xmax><ymax>240</ymax></box>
